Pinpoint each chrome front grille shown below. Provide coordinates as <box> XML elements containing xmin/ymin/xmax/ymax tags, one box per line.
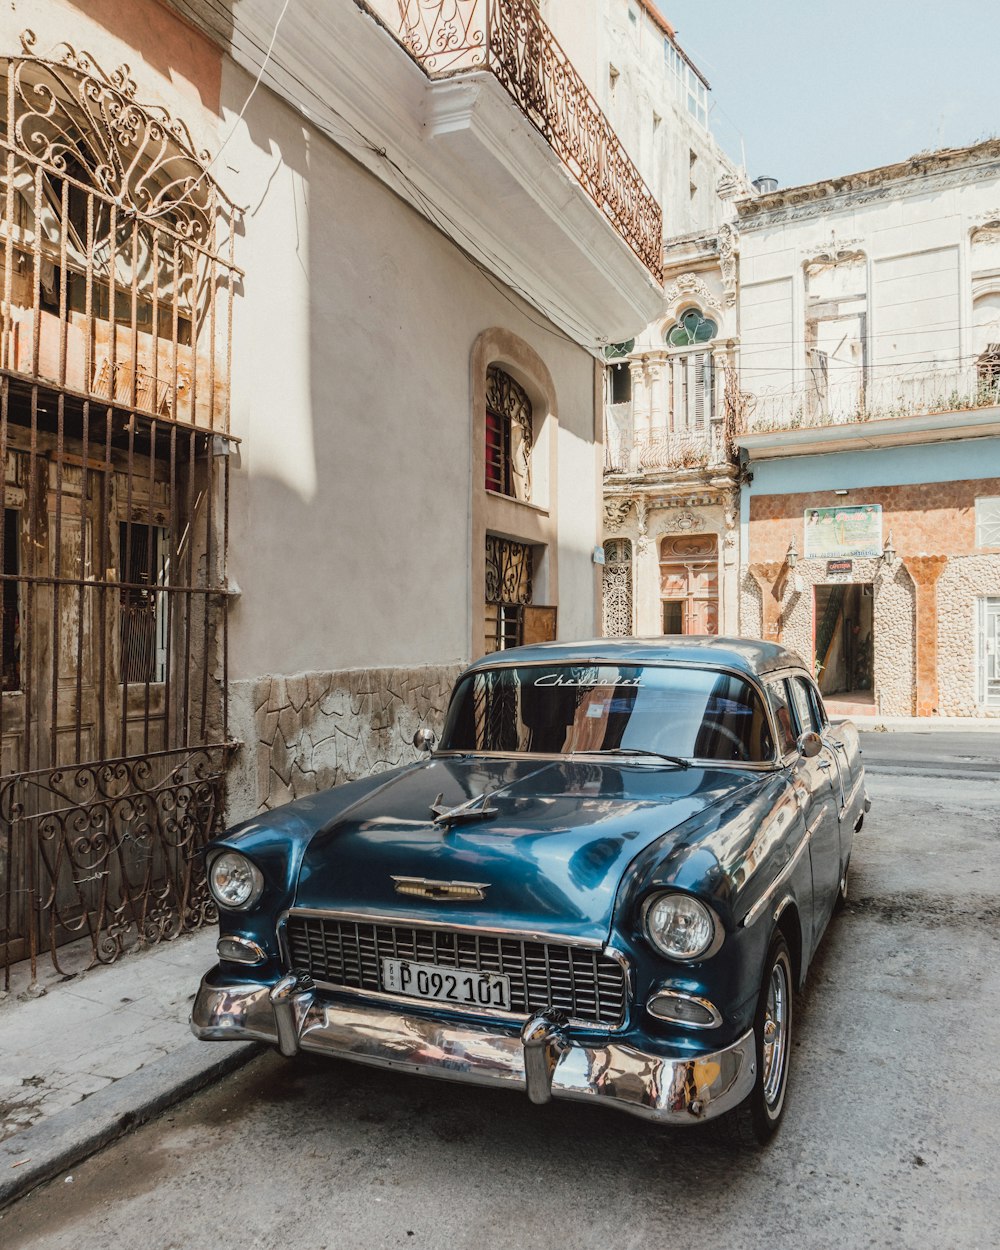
<box><xmin>283</xmin><ymin>912</ymin><xmax>627</xmax><ymax>1028</ymax></box>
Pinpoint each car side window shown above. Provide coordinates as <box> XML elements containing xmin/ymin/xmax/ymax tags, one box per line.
<box><xmin>765</xmin><ymin>679</ymin><xmax>797</xmax><ymax>756</ymax></box>
<box><xmin>807</xmin><ymin>680</ymin><xmax>830</xmax><ymax>729</ymax></box>
<box><xmin>788</xmin><ymin>676</ymin><xmax>819</xmax><ymax>735</ymax></box>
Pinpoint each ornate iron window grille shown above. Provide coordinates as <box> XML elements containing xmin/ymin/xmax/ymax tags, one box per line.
<box><xmin>485</xmin><ymin>364</ymin><xmax>532</xmax><ymax>499</ymax></box>
<box><xmin>0</xmin><ymin>33</ymin><xmax>240</xmax><ymax>987</ymax></box>
<box><xmin>484</xmin><ymin>534</ymin><xmax>532</xmax><ymax>653</ymax></box>
<box><xmin>602</xmin><ymin>538</ymin><xmax>633</xmax><ymax>637</ymax></box>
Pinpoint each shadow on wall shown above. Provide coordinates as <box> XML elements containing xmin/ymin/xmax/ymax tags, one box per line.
<box><xmin>68</xmin><ymin>0</ymin><xmax>228</xmax><ymax>111</ymax></box>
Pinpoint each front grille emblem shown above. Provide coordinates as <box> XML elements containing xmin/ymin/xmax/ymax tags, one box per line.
<box><xmin>391</xmin><ymin>876</ymin><xmax>490</xmax><ymax>902</ymax></box>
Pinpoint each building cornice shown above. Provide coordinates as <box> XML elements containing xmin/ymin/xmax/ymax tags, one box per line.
<box><xmin>739</xmin><ymin>407</ymin><xmax>1000</xmax><ymax>459</ymax></box>
<box><xmin>736</xmin><ymin>141</ymin><xmax>1000</xmax><ymax>231</ymax></box>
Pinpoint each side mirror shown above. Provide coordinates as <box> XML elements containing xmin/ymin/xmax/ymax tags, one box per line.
<box><xmin>797</xmin><ymin>730</ymin><xmax>822</xmax><ymax>759</ymax></box>
<box><xmin>413</xmin><ymin>727</ymin><xmax>437</xmax><ymax>753</ymax></box>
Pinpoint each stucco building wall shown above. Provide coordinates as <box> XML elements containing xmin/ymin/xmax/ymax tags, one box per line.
<box><xmin>745</xmin><ymin>474</ymin><xmax>1000</xmax><ymax>716</ymax></box>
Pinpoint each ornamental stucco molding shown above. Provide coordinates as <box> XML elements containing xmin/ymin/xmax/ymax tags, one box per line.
<box><xmin>717</xmin><ymin>223</ymin><xmax>739</xmax><ymax>307</ymax></box>
<box><xmin>736</xmin><ymin>151</ymin><xmax>1000</xmax><ymax>232</ymax></box>
<box><xmin>604</xmin><ymin>497</ymin><xmax>633</xmax><ymax>531</ymax></box>
<box><xmin>802</xmin><ymin>231</ymin><xmax>865</xmax><ymax>269</ymax></box>
<box><xmin>659</xmin><ymin>508</ymin><xmax>705</xmax><ymax>534</ymax></box>
<box><xmin>664</xmin><ymin>272</ymin><xmax>713</xmax><ymax>311</ymax></box>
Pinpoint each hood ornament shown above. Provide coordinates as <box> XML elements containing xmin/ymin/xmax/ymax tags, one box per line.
<box><xmin>391</xmin><ymin>876</ymin><xmax>490</xmax><ymax>902</ymax></box>
<box><xmin>430</xmin><ymin>790</ymin><xmax>499</xmax><ymax>826</ymax></box>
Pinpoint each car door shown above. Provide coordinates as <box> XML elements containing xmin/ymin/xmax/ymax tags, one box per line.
<box><xmin>769</xmin><ymin>675</ymin><xmax>841</xmax><ymax>945</ymax></box>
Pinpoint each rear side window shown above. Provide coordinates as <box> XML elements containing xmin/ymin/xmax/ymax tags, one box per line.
<box><xmin>788</xmin><ymin>676</ymin><xmax>819</xmax><ymax>734</ymax></box>
<box><xmin>765</xmin><ymin>679</ymin><xmax>798</xmax><ymax>755</ymax></box>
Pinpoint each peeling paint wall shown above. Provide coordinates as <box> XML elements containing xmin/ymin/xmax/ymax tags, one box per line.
<box><xmin>228</xmin><ymin>664</ymin><xmax>464</xmax><ymax>819</ymax></box>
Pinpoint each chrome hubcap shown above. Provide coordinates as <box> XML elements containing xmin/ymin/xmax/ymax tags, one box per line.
<box><xmin>761</xmin><ymin>958</ymin><xmax>789</xmax><ymax>1107</ymax></box>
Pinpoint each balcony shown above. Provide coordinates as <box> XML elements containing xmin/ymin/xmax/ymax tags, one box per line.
<box><xmin>363</xmin><ymin>0</ymin><xmax>662</xmax><ymax>278</ymax></box>
<box><xmin>604</xmin><ymin>420</ymin><xmax>727</xmax><ymax>476</ymax></box>
<box><xmin>740</xmin><ymin>363</ymin><xmax>1000</xmax><ymax>457</ymax></box>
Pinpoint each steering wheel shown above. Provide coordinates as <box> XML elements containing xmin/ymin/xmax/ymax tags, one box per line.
<box><xmin>706</xmin><ymin>722</ymin><xmax>751</xmax><ymax>761</ymax></box>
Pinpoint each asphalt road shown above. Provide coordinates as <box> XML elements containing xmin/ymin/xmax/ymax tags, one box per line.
<box><xmin>4</xmin><ymin>734</ymin><xmax>999</xmax><ymax>1250</ymax></box>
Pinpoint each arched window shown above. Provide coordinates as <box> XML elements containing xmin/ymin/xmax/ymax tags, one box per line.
<box><xmin>665</xmin><ymin>309</ymin><xmax>717</xmax><ymax>347</ymax></box>
<box><xmin>485</xmin><ymin>365</ymin><xmax>532</xmax><ymax>500</ymax></box>
<box><xmin>662</xmin><ymin>309</ymin><xmax>716</xmax><ymax>430</ymax></box>
<box><xmin>602</xmin><ymin>538</ymin><xmax>633</xmax><ymax>637</ymax></box>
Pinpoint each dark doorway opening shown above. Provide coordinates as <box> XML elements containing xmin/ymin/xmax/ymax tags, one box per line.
<box><xmin>814</xmin><ymin>583</ymin><xmax>874</xmax><ymax>697</ymax></box>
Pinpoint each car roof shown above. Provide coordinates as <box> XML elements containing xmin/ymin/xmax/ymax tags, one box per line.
<box><xmin>463</xmin><ymin>636</ymin><xmax>808</xmax><ymax>680</ymax></box>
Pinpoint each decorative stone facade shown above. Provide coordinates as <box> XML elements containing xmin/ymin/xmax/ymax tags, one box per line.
<box><xmin>938</xmin><ymin>556</ymin><xmax>1000</xmax><ymax>714</ymax></box>
<box><xmin>744</xmin><ymin>477</ymin><xmax>1000</xmax><ymax>716</ymax></box>
<box><xmin>740</xmin><ymin>558</ymin><xmax>917</xmax><ymax>716</ymax></box>
<box><xmin>228</xmin><ymin>665</ymin><xmax>464</xmax><ymax>818</ymax></box>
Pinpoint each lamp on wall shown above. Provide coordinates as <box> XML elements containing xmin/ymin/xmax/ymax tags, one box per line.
<box><xmin>882</xmin><ymin>530</ymin><xmax>896</xmax><ymax>565</ymax></box>
<box><xmin>785</xmin><ymin>537</ymin><xmax>799</xmax><ymax>569</ymax></box>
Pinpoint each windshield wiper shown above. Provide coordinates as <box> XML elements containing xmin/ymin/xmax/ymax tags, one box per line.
<box><xmin>570</xmin><ymin>747</ymin><xmax>690</xmax><ymax>770</ymax></box>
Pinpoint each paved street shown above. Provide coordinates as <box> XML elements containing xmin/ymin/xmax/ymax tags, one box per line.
<box><xmin>3</xmin><ymin>733</ymin><xmax>998</xmax><ymax>1250</ymax></box>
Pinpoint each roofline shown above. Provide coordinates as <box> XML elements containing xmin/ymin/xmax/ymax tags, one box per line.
<box><xmin>736</xmin><ymin>138</ymin><xmax>1000</xmax><ymax>223</ymax></box>
<box><xmin>635</xmin><ymin>1</ymin><xmax>711</xmax><ymax>90</ymax></box>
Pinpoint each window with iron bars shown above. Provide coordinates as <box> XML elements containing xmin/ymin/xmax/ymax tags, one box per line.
<box><xmin>484</xmin><ymin>535</ymin><xmax>533</xmax><ymax>653</ymax></box>
<box><xmin>1</xmin><ymin>507</ymin><xmax>19</xmax><ymax>692</ymax></box>
<box><xmin>485</xmin><ymin>365</ymin><xmax>532</xmax><ymax>500</ymax></box>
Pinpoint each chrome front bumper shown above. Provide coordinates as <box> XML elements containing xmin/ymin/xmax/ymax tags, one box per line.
<box><xmin>191</xmin><ymin>973</ymin><xmax>756</xmax><ymax>1126</ymax></box>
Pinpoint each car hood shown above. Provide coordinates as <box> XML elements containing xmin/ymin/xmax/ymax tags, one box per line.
<box><xmin>293</xmin><ymin>756</ymin><xmax>754</xmax><ymax>943</ymax></box>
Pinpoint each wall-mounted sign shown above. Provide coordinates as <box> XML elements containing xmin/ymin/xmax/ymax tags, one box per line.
<box><xmin>804</xmin><ymin>504</ymin><xmax>882</xmax><ymax>559</ymax></box>
<box><xmin>826</xmin><ymin>559</ymin><xmax>853</xmax><ymax>575</ymax></box>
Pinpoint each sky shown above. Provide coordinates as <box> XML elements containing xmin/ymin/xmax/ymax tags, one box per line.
<box><xmin>657</xmin><ymin>0</ymin><xmax>1000</xmax><ymax>189</ymax></box>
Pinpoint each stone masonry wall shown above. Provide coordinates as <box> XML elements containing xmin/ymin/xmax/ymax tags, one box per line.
<box><xmin>740</xmin><ymin>558</ymin><xmax>917</xmax><ymax>715</ymax></box>
<box><xmin>227</xmin><ymin>664</ymin><xmax>464</xmax><ymax>821</ymax></box>
<box><xmin>937</xmin><ymin>555</ymin><xmax>1000</xmax><ymax>715</ymax></box>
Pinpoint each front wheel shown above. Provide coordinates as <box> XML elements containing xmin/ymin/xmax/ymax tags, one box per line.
<box><xmin>718</xmin><ymin>932</ymin><xmax>794</xmax><ymax>1147</ymax></box>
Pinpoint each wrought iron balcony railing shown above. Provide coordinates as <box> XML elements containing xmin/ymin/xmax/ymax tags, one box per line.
<box><xmin>745</xmin><ymin>362</ymin><xmax>1000</xmax><ymax>434</ymax></box>
<box><xmin>363</xmin><ymin>0</ymin><xmax>663</xmax><ymax>277</ymax></box>
<box><xmin>604</xmin><ymin>422</ymin><xmax>725</xmax><ymax>475</ymax></box>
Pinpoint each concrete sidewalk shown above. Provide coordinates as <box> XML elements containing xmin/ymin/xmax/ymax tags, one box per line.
<box><xmin>846</xmin><ymin>714</ymin><xmax>1000</xmax><ymax>732</ymax></box>
<box><xmin>0</xmin><ymin>928</ymin><xmax>257</xmax><ymax>1210</ymax></box>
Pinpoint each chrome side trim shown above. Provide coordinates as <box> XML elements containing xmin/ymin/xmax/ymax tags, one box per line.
<box><xmin>741</xmin><ymin>832</ymin><xmax>812</xmax><ymax>928</ymax></box>
<box><xmin>191</xmin><ymin>976</ymin><xmax>757</xmax><ymax>1127</ymax></box>
<box><xmin>278</xmin><ymin>906</ymin><xmax>605</xmax><ymax>950</ymax></box>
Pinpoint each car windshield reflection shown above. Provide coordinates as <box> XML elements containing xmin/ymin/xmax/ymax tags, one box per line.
<box><xmin>441</xmin><ymin>665</ymin><xmax>775</xmax><ymax>763</ymax></box>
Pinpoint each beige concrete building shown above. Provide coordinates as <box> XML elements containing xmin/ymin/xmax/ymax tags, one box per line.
<box><xmin>0</xmin><ymin>0</ymin><xmax>663</xmax><ymax>981</ymax></box>
<box><xmin>600</xmin><ymin>132</ymin><xmax>1000</xmax><ymax>719</ymax></box>
<box><xmin>590</xmin><ymin>2</ymin><xmax>747</xmax><ymax>640</ymax></box>
<box><xmin>736</xmin><ymin>143</ymin><xmax>1000</xmax><ymax>718</ymax></box>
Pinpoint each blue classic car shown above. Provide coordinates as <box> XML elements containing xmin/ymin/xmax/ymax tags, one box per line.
<box><xmin>192</xmin><ymin>638</ymin><xmax>869</xmax><ymax>1144</ymax></box>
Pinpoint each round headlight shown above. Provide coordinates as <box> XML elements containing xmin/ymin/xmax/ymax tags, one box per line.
<box><xmin>208</xmin><ymin>851</ymin><xmax>264</xmax><ymax>911</ymax></box>
<box><xmin>643</xmin><ymin>892</ymin><xmax>718</xmax><ymax>961</ymax></box>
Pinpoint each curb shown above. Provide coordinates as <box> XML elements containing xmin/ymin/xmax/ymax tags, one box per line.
<box><xmin>0</xmin><ymin>1039</ymin><xmax>261</xmax><ymax>1211</ymax></box>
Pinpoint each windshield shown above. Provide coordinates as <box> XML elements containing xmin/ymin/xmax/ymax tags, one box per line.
<box><xmin>441</xmin><ymin>664</ymin><xmax>775</xmax><ymax>763</ymax></box>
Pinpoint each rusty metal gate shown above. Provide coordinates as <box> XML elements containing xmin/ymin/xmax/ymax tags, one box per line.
<box><xmin>0</xmin><ymin>33</ymin><xmax>241</xmax><ymax>985</ymax></box>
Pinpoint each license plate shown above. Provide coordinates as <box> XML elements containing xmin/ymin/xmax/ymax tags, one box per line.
<box><xmin>381</xmin><ymin>958</ymin><xmax>511</xmax><ymax>1011</ymax></box>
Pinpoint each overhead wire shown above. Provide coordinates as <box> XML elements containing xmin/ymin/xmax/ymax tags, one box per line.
<box><xmin>168</xmin><ymin>0</ymin><xmax>618</xmax><ymax>353</ymax></box>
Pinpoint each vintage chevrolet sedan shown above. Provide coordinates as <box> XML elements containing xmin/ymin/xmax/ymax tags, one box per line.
<box><xmin>192</xmin><ymin>638</ymin><xmax>869</xmax><ymax>1144</ymax></box>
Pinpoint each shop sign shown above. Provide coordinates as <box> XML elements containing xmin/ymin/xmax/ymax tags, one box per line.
<box><xmin>826</xmin><ymin>559</ymin><xmax>853</xmax><ymax>575</ymax></box>
<box><xmin>804</xmin><ymin>504</ymin><xmax>882</xmax><ymax>558</ymax></box>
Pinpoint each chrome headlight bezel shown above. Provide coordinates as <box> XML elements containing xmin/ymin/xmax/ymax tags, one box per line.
<box><xmin>641</xmin><ymin>891</ymin><xmax>723</xmax><ymax>962</ymax></box>
<box><xmin>207</xmin><ymin>850</ymin><xmax>265</xmax><ymax>912</ymax></box>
